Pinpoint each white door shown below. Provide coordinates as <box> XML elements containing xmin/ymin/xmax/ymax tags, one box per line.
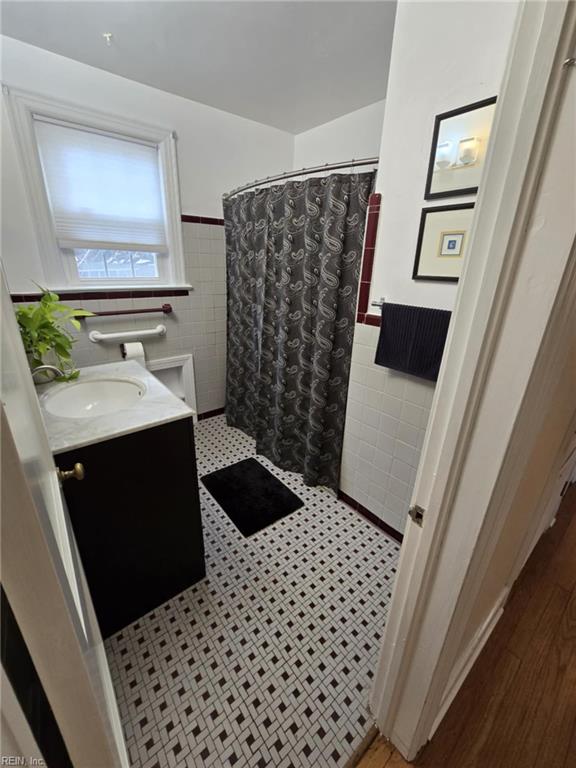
<box><xmin>0</xmin><ymin>268</ymin><xmax>129</xmax><ymax>768</ymax></box>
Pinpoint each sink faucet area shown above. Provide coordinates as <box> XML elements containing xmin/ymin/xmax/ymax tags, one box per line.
<box><xmin>31</xmin><ymin>364</ymin><xmax>66</xmax><ymax>381</ymax></box>
<box><xmin>36</xmin><ymin>359</ymin><xmax>194</xmax><ymax>455</ymax></box>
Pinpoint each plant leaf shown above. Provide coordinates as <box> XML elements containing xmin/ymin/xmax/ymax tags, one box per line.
<box><xmin>15</xmin><ymin>287</ymin><xmax>91</xmax><ymax>370</ymax></box>
<box><xmin>72</xmin><ymin>310</ymin><xmax>95</xmax><ymax>318</ymax></box>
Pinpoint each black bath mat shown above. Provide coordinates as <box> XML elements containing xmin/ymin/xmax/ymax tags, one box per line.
<box><xmin>201</xmin><ymin>458</ymin><xmax>304</xmax><ymax>537</ymax></box>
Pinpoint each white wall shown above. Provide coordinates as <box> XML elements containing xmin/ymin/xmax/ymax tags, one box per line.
<box><xmin>294</xmin><ymin>0</ymin><xmax>516</xmax><ymax>531</ymax></box>
<box><xmin>1</xmin><ymin>36</ymin><xmax>293</xmax><ymax>414</ymax></box>
<box><xmin>19</xmin><ymin>220</ymin><xmax>227</xmax><ymax>416</ymax></box>
<box><xmin>369</xmin><ymin>0</ymin><xmax>518</xmax><ymax>311</ymax></box>
<box><xmin>293</xmin><ymin>100</ymin><xmax>385</xmax><ymax>169</ymax></box>
<box><xmin>1</xmin><ymin>36</ymin><xmax>294</xmax><ymax>292</ymax></box>
<box><xmin>339</xmin><ymin>0</ymin><xmax>517</xmax><ymax>533</ymax></box>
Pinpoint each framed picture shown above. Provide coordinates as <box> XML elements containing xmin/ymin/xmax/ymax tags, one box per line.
<box><xmin>424</xmin><ymin>97</ymin><xmax>497</xmax><ymax>200</ymax></box>
<box><xmin>412</xmin><ymin>203</ymin><xmax>475</xmax><ymax>282</ymax></box>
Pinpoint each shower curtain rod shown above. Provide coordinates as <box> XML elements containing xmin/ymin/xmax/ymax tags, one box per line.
<box><xmin>223</xmin><ymin>156</ymin><xmax>379</xmax><ymax>199</ymax></box>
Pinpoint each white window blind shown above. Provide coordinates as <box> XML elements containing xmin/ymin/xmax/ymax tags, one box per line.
<box><xmin>33</xmin><ymin>116</ymin><xmax>167</xmax><ymax>252</ymax></box>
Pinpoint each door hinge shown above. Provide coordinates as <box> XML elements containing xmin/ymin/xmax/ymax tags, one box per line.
<box><xmin>409</xmin><ymin>504</ymin><xmax>425</xmax><ymax>526</ymax></box>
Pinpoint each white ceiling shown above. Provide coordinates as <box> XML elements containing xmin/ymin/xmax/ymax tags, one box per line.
<box><xmin>0</xmin><ymin>1</ymin><xmax>396</xmax><ymax>134</ymax></box>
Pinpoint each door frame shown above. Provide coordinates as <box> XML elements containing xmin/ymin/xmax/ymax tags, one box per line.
<box><xmin>370</xmin><ymin>0</ymin><xmax>576</xmax><ymax>758</ymax></box>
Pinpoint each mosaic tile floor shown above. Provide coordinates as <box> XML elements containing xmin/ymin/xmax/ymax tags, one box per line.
<box><xmin>106</xmin><ymin>415</ymin><xmax>400</xmax><ymax>768</ymax></box>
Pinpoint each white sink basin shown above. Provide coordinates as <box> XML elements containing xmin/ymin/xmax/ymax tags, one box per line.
<box><xmin>41</xmin><ymin>377</ymin><xmax>146</xmax><ymax>419</ymax></box>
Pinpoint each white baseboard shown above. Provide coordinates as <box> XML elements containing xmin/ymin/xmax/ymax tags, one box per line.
<box><xmin>429</xmin><ymin>586</ymin><xmax>510</xmax><ymax>738</ymax></box>
<box><xmin>387</xmin><ymin>729</ymin><xmax>413</xmax><ymax>762</ymax></box>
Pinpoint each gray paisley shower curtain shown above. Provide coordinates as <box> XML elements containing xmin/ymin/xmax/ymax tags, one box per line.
<box><xmin>223</xmin><ymin>172</ymin><xmax>374</xmax><ymax>491</ymax></box>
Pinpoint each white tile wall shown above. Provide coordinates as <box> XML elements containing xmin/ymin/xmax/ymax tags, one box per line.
<box><xmin>340</xmin><ymin>323</ymin><xmax>435</xmax><ymax>534</ymax></box>
<box><xmin>18</xmin><ymin>229</ymin><xmax>433</xmax><ymax>529</ymax></box>
<box><xmin>22</xmin><ymin>222</ymin><xmax>227</xmax><ymax>415</ymax></box>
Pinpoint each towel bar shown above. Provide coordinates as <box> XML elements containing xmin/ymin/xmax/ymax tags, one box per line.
<box><xmin>89</xmin><ymin>303</ymin><xmax>173</xmax><ymax>318</ymax></box>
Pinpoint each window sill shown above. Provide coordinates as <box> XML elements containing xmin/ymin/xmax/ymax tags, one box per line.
<box><xmin>11</xmin><ymin>285</ymin><xmax>193</xmax><ymax>303</ymax></box>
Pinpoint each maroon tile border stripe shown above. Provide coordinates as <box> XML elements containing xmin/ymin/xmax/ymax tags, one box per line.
<box><xmin>338</xmin><ymin>489</ymin><xmax>403</xmax><ymax>543</ymax></box>
<box><xmin>11</xmin><ymin>288</ymin><xmax>189</xmax><ymax>303</ymax></box>
<box><xmin>357</xmin><ymin>192</ymin><xmax>381</xmax><ymax>325</ymax></box>
<box><xmin>197</xmin><ymin>407</ymin><xmax>226</xmax><ymax>421</ymax></box>
<box><xmin>181</xmin><ymin>214</ymin><xmax>225</xmax><ymax>226</ymax></box>
<box><xmin>11</xmin><ymin>212</ymin><xmax>224</xmax><ymax>303</ymax></box>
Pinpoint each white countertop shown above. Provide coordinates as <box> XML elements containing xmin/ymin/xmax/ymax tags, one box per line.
<box><xmin>38</xmin><ymin>360</ymin><xmax>195</xmax><ymax>455</ymax></box>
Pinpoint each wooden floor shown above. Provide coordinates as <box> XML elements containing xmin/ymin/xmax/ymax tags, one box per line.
<box><xmin>357</xmin><ymin>484</ymin><xmax>576</xmax><ymax>768</ymax></box>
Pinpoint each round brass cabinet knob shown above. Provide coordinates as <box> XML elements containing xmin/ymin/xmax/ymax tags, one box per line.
<box><xmin>57</xmin><ymin>463</ymin><xmax>85</xmax><ymax>482</ymax></box>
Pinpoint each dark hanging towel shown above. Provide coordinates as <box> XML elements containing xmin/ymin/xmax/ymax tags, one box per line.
<box><xmin>374</xmin><ymin>302</ymin><xmax>451</xmax><ymax>382</ymax></box>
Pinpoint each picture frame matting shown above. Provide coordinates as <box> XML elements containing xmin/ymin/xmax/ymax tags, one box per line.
<box><xmin>412</xmin><ymin>203</ymin><xmax>475</xmax><ymax>283</ymax></box>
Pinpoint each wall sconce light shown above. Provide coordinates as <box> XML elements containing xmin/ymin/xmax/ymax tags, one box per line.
<box><xmin>434</xmin><ymin>141</ymin><xmax>453</xmax><ymax>170</ymax></box>
<box><xmin>457</xmin><ymin>137</ymin><xmax>479</xmax><ymax>166</ymax></box>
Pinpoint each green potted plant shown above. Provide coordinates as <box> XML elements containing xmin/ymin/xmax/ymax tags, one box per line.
<box><xmin>15</xmin><ymin>288</ymin><xmax>94</xmax><ymax>382</ymax></box>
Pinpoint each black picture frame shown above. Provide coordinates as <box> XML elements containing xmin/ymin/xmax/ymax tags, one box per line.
<box><xmin>424</xmin><ymin>96</ymin><xmax>497</xmax><ymax>201</ymax></box>
<box><xmin>412</xmin><ymin>203</ymin><xmax>475</xmax><ymax>283</ymax></box>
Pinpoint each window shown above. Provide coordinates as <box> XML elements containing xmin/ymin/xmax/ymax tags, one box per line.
<box><xmin>73</xmin><ymin>249</ymin><xmax>159</xmax><ymax>280</ymax></box>
<box><xmin>6</xmin><ymin>89</ymin><xmax>186</xmax><ymax>289</ymax></box>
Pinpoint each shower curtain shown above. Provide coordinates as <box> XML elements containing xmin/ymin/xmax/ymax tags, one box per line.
<box><xmin>223</xmin><ymin>172</ymin><xmax>374</xmax><ymax>491</ymax></box>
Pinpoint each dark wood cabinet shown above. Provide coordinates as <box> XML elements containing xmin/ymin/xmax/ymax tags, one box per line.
<box><xmin>58</xmin><ymin>417</ymin><xmax>205</xmax><ymax>638</ymax></box>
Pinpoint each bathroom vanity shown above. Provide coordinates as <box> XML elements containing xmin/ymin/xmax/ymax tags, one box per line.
<box><xmin>38</xmin><ymin>361</ymin><xmax>205</xmax><ymax>638</ymax></box>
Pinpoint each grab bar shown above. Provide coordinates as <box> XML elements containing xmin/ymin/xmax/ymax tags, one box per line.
<box><xmin>88</xmin><ymin>325</ymin><xmax>167</xmax><ymax>343</ymax></box>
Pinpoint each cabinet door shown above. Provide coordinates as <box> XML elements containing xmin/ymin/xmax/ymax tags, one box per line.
<box><xmin>58</xmin><ymin>417</ymin><xmax>205</xmax><ymax>637</ymax></box>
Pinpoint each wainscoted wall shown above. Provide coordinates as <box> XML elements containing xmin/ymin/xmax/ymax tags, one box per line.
<box><xmin>13</xmin><ymin>220</ymin><xmax>227</xmax><ymax>416</ymax></box>
<box><xmin>1</xmin><ymin>36</ymin><xmax>294</xmax><ymax>293</ymax></box>
<box><xmin>333</xmin><ymin>1</ymin><xmax>518</xmax><ymax>535</ymax></box>
<box><xmin>341</xmin><ymin>323</ymin><xmax>435</xmax><ymax>534</ymax></box>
